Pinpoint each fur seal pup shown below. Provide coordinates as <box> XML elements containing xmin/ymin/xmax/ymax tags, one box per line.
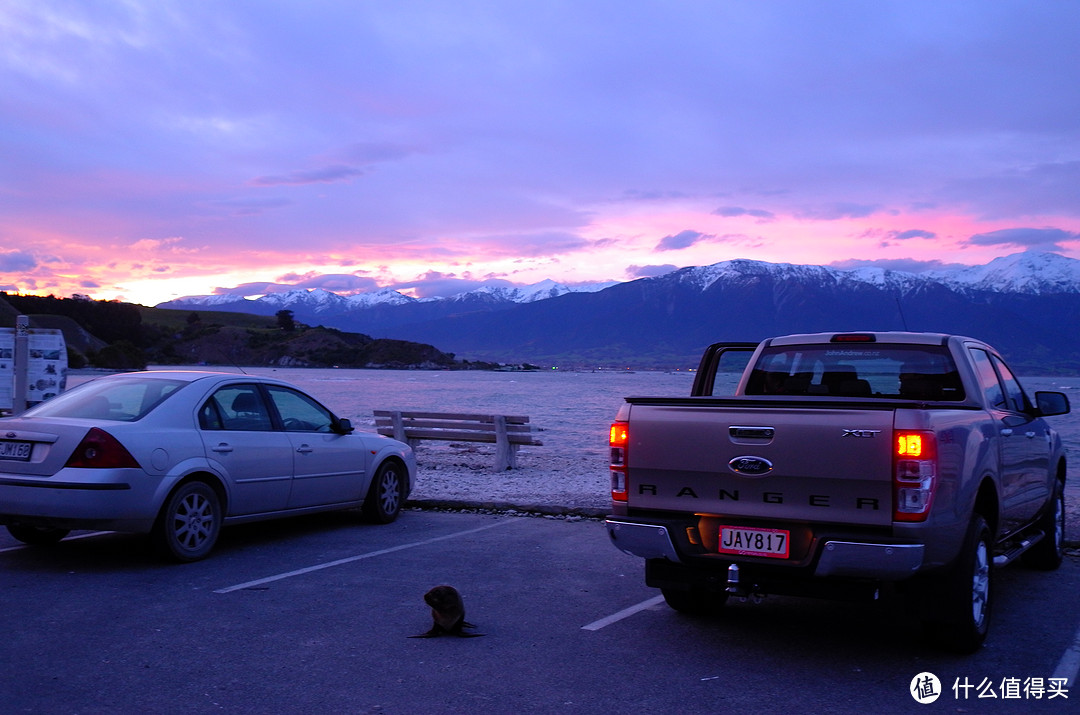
<box><xmin>409</xmin><ymin>585</ymin><xmax>483</xmax><ymax>638</ymax></box>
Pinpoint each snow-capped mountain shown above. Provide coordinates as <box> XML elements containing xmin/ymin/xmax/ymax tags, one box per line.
<box><xmin>156</xmin><ymin>252</ymin><xmax>1080</xmax><ymax>369</ymax></box>
<box><xmin>672</xmin><ymin>252</ymin><xmax>1080</xmax><ymax>296</ymax></box>
<box><xmin>461</xmin><ymin>279</ymin><xmax>619</xmax><ymax>304</ymax></box>
<box><xmin>159</xmin><ymin>278</ymin><xmax>617</xmax><ymax>313</ymax></box>
<box><xmin>928</xmin><ymin>251</ymin><xmax>1080</xmax><ymax>294</ymax></box>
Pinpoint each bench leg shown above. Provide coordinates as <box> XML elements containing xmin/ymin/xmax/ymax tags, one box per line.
<box><xmin>494</xmin><ymin>416</ymin><xmax>515</xmax><ymax>470</ymax></box>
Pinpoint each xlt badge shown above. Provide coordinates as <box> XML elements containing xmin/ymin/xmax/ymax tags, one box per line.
<box><xmin>843</xmin><ymin>429</ymin><xmax>882</xmax><ymax>438</ymax></box>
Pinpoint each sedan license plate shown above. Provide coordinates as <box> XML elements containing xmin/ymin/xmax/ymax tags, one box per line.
<box><xmin>718</xmin><ymin>526</ymin><xmax>790</xmax><ymax>559</ymax></box>
<box><xmin>0</xmin><ymin>440</ymin><xmax>32</xmax><ymax>461</ymax></box>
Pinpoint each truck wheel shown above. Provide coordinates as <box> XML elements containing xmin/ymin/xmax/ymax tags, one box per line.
<box><xmin>1022</xmin><ymin>481</ymin><xmax>1064</xmax><ymax>571</ymax></box>
<box><xmin>925</xmin><ymin>514</ymin><xmax>993</xmax><ymax>653</ymax></box>
<box><xmin>661</xmin><ymin>587</ymin><xmax>728</xmax><ymax>616</ymax></box>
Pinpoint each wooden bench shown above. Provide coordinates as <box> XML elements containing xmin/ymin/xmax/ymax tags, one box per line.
<box><xmin>373</xmin><ymin>410</ymin><xmax>543</xmax><ymax>471</ymax></box>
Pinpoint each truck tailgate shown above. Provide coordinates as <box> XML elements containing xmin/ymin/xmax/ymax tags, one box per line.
<box><xmin>626</xmin><ymin>403</ymin><xmax>895</xmax><ymax>526</ymax></box>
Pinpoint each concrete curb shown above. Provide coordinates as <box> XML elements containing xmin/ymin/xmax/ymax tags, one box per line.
<box><xmin>405</xmin><ymin>498</ymin><xmax>608</xmax><ymax>519</ymax></box>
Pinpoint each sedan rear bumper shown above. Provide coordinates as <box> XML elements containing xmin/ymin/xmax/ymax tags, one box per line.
<box><xmin>0</xmin><ymin>468</ymin><xmax>162</xmax><ymax>532</ymax></box>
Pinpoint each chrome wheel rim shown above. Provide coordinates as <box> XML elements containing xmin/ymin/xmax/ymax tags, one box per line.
<box><xmin>1052</xmin><ymin>493</ymin><xmax>1065</xmax><ymax>555</ymax></box>
<box><xmin>172</xmin><ymin>491</ymin><xmax>215</xmax><ymax>551</ymax></box>
<box><xmin>971</xmin><ymin>538</ymin><xmax>990</xmax><ymax>627</ymax></box>
<box><xmin>378</xmin><ymin>468</ymin><xmax>401</xmax><ymax>515</ymax></box>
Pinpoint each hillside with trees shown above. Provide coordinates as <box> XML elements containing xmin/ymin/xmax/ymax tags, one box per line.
<box><xmin>0</xmin><ymin>294</ymin><xmax>482</xmax><ymax>370</ymax></box>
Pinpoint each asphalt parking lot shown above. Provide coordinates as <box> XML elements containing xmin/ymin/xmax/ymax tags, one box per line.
<box><xmin>1</xmin><ymin>509</ymin><xmax>1078</xmax><ymax>714</ymax></box>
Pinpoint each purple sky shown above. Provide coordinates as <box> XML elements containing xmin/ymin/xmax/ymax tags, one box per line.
<box><xmin>2</xmin><ymin>1</ymin><xmax>1079</xmax><ymax>305</ymax></box>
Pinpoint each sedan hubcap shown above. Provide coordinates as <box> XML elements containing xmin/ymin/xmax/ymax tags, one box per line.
<box><xmin>381</xmin><ymin>471</ymin><xmax>400</xmax><ymax>512</ymax></box>
<box><xmin>175</xmin><ymin>494</ymin><xmax>212</xmax><ymax>547</ymax></box>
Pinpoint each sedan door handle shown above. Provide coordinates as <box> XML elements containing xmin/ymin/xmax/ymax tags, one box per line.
<box><xmin>1000</xmin><ymin>428</ymin><xmax>1013</xmax><ymax>437</ymax></box>
<box><xmin>211</xmin><ymin>443</ymin><xmax>234</xmax><ymax>453</ymax></box>
<box><xmin>1025</xmin><ymin>431</ymin><xmax>1037</xmax><ymax>439</ymax></box>
<box><xmin>296</xmin><ymin>444</ymin><xmax>313</xmax><ymax>454</ymax></box>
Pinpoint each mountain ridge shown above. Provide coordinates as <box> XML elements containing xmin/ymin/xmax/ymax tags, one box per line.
<box><xmin>157</xmin><ymin>252</ymin><xmax>1080</xmax><ymax>370</ymax></box>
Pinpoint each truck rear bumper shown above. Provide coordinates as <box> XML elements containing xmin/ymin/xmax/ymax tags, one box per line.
<box><xmin>605</xmin><ymin>518</ymin><xmax>924</xmax><ymax>581</ymax></box>
<box><xmin>606</xmin><ymin>519</ymin><xmax>682</xmax><ymax>561</ymax></box>
<box><xmin>815</xmin><ymin>541</ymin><xmax>923</xmax><ymax>579</ymax></box>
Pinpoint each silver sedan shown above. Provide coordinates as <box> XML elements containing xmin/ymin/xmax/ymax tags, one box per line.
<box><xmin>0</xmin><ymin>371</ymin><xmax>416</xmax><ymax>561</ymax></box>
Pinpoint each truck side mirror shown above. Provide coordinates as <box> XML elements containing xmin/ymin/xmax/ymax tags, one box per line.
<box><xmin>1034</xmin><ymin>391</ymin><xmax>1070</xmax><ymax>417</ymax></box>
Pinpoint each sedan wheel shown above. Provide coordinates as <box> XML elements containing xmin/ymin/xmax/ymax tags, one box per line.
<box><xmin>361</xmin><ymin>462</ymin><xmax>403</xmax><ymax>524</ymax></box>
<box><xmin>153</xmin><ymin>481</ymin><xmax>222</xmax><ymax>562</ymax></box>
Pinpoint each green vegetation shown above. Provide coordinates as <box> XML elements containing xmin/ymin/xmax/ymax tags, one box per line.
<box><xmin>1</xmin><ymin>293</ymin><xmax>490</xmax><ymax>370</ymax></box>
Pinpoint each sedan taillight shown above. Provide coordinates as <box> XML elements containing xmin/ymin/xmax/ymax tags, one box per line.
<box><xmin>65</xmin><ymin>428</ymin><xmax>141</xmax><ymax>469</ymax></box>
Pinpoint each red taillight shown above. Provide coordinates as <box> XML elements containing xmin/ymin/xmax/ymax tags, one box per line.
<box><xmin>610</xmin><ymin>421</ymin><xmax>628</xmax><ymax>503</ymax></box>
<box><xmin>894</xmin><ymin>430</ymin><xmax>936</xmax><ymax>522</ymax></box>
<box><xmin>65</xmin><ymin>428</ymin><xmax>141</xmax><ymax>469</ymax></box>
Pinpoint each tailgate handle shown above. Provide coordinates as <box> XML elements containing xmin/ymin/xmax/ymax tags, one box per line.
<box><xmin>730</xmin><ymin>426</ymin><xmax>775</xmax><ymax>439</ymax></box>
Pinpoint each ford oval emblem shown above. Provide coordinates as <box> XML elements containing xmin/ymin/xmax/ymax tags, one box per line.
<box><xmin>728</xmin><ymin>456</ymin><xmax>773</xmax><ymax>476</ymax></box>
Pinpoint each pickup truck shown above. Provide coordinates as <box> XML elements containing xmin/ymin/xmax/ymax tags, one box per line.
<box><xmin>605</xmin><ymin>331</ymin><xmax>1070</xmax><ymax>652</ymax></box>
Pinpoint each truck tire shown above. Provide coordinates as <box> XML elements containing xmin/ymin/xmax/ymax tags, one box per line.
<box><xmin>661</xmin><ymin>587</ymin><xmax>728</xmax><ymax>616</ymax></box>
<box><xmin>1022</xmin><ymin>480</ymin><xmax>1064</xmax><ymax>571</ymax></box>
<box><xmin>924</xmin><ymin>514</ymin><xmax>993</xmax><ymax>653</ymax></box>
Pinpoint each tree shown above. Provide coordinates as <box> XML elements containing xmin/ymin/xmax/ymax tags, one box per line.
<box><xmin>276</xmin><ymin>309</ymin><xmax>296</xmax><ymax>332</ymax></box>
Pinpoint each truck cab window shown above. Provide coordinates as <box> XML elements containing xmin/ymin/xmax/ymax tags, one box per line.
<box><xmin>968</xmin><ymin>348</ymin><xmax>1007</xmax><ymax>410</ymax></box>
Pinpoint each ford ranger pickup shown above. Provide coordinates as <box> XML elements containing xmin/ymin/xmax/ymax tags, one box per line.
<box><xmin>605</xmin><ymin>331</ymin><xmax>1070</xmax><ymax>652</ymax></box>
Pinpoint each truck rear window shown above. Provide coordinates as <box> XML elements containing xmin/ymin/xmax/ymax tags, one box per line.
<box><xmin>744</xmin><ymin>345</ymin><xmax>965</xmax><ymax>400</ymax></box>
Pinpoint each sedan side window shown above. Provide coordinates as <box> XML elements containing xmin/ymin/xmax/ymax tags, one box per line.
<box><xmin>203</xmin><ymin>385</ymin><xmax>274</xmax><ymax>431</ymax></box>
<box><xmin>266</xmin><ymin>386</ymin><xmax>336</xmax><ymax>432</ymax></box>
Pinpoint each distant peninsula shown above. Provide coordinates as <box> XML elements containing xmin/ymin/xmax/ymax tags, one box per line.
<box><xmin>0</xmin><ymin>293</ymin><xmax>500</xmax><ymax>371</ymax></box>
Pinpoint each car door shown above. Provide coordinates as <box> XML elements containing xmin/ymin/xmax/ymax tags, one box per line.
<box><xmin>263</xmin><ymin>385</ymin><xmax>366</xmax><ymax>509</ymax></box>
<box><xmin>968</xmin><ymin>348</ymin><xmax>1051</xmax><ymax>535</ymax></box>
<box><xmin>198</xmin><ymin>383</ymin><xmax>293</xmax><ymax>515</ymax></box>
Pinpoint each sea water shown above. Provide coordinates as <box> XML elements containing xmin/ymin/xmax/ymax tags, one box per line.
<box><xmin>68</xmin><ymin>367</ymin><xmax>1080</xmax><ymax>478</ymax></box>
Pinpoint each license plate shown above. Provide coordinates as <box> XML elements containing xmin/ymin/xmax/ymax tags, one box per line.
<box><xmin>0</xmin><ymin>440</ymin><xmax>32</xmax><ymax>461</ymax></box>
<box><xmin>718</xmin><ymin>526</ymin><xmax>790</xmax><ymax>558</ymax></box>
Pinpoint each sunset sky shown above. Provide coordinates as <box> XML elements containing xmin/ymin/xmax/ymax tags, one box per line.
<box><xmin>2</xmin><ymin>1</ymin><xmax>1079</xmax><ymax>306</ymax></box>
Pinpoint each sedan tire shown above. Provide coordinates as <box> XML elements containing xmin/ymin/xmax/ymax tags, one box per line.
<box><xmin>360</xmin><ymin>461</ymin><xmax>403</xmax><ymax>524</ymax></box>
<box><xmin>153</xmin><ymin>480</ymin><xmax>222</xmax><ymax>562</ymax></box>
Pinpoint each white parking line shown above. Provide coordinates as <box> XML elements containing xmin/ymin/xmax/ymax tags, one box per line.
<box><xmin>214</xmin><ymin>519</ymin><xmax>518</xmax><ymax>594</ymax></box>
<box><xmin>581</xmin><ymin>595</ymin><xmax>666</xmax><ymax>631</ymax></box>
<box><xmin>1052</xmin><ymin>621</ymin><xmax>1080</xmax><ymax>688</ymax></box>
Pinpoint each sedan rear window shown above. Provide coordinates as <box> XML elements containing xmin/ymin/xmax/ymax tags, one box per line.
<box><xmin>21</xmin><ymin>377</ymin><xmax>188</xmax><ymax>421</ymax></box>
<box><xmin>744</xmin><ymin>345</ymin><xmax>965</xmax><ymax>400</ymax></box>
